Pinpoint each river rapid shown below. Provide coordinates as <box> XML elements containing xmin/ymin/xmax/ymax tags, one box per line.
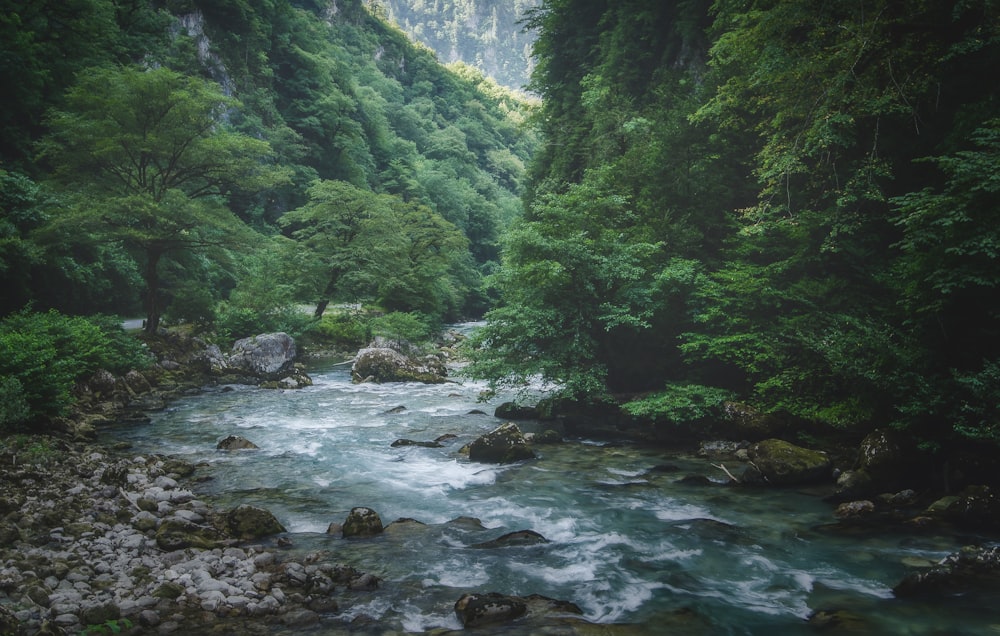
<box><xmin>100</xmin><ymin>328</ymin><xmax>998</xmax><ymax>634</ymax></box>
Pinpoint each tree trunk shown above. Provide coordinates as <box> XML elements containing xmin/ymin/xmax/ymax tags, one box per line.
<box><xmin>312</xmin><ymin>273</ymin><xmax>341</xmax><ymax>319</ymax></box>
<box><xmin>313</xmin><ymin>299</ymin><xmax>330</xmax><ymax>320</ymax></box>
<box><xmin>143</xmin><ymin>248</ymin><xmax>163</xmax><ymax>334</ymax></box>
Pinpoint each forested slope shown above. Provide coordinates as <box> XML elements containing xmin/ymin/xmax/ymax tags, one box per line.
<box><xmin>0</xmin><ymin>0</ymin><xmax>536</xmax><ymax>322</ymax></box>
<box><xmin>0</xmin><ymin>0</ymin><xmax>537</xmax><ymax>429</ymax></box>
<box><xmin>470</xmin><ymin>0</ymin><xmax>1000</xmax><ymax>452</ymax></box>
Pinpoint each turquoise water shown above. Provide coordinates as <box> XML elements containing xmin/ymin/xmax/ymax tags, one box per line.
<box><xmin>102</xmin><ymin>342</ymin><xmax>1000</xmax><ymax>634</ymax></box>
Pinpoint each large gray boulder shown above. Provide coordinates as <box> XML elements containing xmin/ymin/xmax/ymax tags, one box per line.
<box><xmin>227</xmin><ymin>332</ymin><xmax>297</xmax><ymax>378</ymax></box>
<box><xmin>351</xmin><ymin>345</ymin><xmax>447</xmax><ymax>384</ymax></box>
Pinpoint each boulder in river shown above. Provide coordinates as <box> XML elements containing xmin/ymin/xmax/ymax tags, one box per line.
<box><xmin>741</xmin><ymin>438</ymin><xmax>832</xmax><ymax>486</ymax></box>
<box><xmin>227</xmin><ymin>332</ymin><xmax>297</xmax><ymax>378</ymax></box>
<box><xmin>470</xmin><ymin>529</ymin><xmax>548</xmax><ymax>549</ymax></box>
<box><xmin>894</xmin><ymin>544</ymin><xmax>1000</xmax><ymax>597</ymax></box>
<box><xmin>342</xmin><ymin>506</ymin><xmax>384</xmax><ymax>538</ymax></box>
<box><xmin>217</xmin><ymin>434</ymin><xmax>259</xmax><ymax>450</ymax></box>
<box><xmin>351</xmin><ymin>345</ymin><xmax>447</xmax><ymax>384</ymax></box>
<box><xmin>454</xmin><ymin>592</ymin><xmax>527</xmax><ymax>628</ymax></box>
<box><xmin>467</xmin><ymin>422</ymin><xmax>535</xmax><ymax>464</ymax></box>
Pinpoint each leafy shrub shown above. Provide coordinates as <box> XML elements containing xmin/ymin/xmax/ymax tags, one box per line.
<box><xmin>0</xmin><ymin>377</ymin><xmax>29</xmax><ymax>428</ymax></box>
<box><xmin>622</xmin><ymin>383</ymin><xmax>735</xmax><ymax>425</ymax></box>
<box><xmin>370</xmin><ymin>311</ymin><xmax>434</xmax><ymax>344</ymax></box>
<box><xmin>215</xmin><ymin>303</ymin><xmax>314</xmax><ymax>346</ymax></box>
<box><xmin>307</xmin><ymin>313</ymin><xmax>370</xmax><ymax>349</ymax></box>
<box><xmin>0</xmin><ymin>310</ymin><xmax>151</xmax><ymax>428</ymax></box>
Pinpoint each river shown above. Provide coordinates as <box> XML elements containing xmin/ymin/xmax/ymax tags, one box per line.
<box><xmin>100</xmin><ymin>329</ymin><xmax>997</xmax><ymax>634</ymax></box>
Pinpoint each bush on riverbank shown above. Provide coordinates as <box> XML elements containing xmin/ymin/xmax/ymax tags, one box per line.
<box><xmin>0</xmin><ymin>310</ymin><xmax>152</xmax><ymax>431</ymax></box>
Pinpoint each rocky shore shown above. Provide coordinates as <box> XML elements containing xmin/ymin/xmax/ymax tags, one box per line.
<box><xmin>0</xmin><ymin>440</ymin><xmax>384</xmax><ymax>635</ymax></box>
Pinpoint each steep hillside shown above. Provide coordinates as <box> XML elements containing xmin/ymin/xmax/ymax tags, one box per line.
<box><xmin>0</xmin><ymin>0</ymin><xmax>538</xmax><ymax>324</ymax></box>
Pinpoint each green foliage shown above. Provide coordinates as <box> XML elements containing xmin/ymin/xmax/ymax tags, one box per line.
<box><xmin>308</xmin><ymin>312</ymin><xmax>370</xmax><ymax>350</ymax></box>
<box><xmin>0</xmin><ymin>434</ymin><xmax>60</xmax><ymax>466</ymax></box>
<box><xmin>622</xmin><ymin>384</ymin><xmax>734</xmax><ymax>425</ymax></box>
<box><xmin>0</xmin><ymin>310</ymin><xmax>151</xmax><ymax>428</ymax></box>
<box><xmin>0</xmin><ymin>377</ymin><xmax>30</xmax><ymax>429</ymax></box>
<box><xmin>79</xmin><ymin>618</ymin><xmax>133</xmax><ymax>636</ymax></box>
<box><xmin>370</xmin><ymin>311</ymin><xmax>434</xmax><ymax>343</ymax></box>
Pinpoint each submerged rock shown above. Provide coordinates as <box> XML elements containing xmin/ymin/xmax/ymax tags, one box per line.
<box><xmin>468</xmin><ymin>422</ymin><xmax>536</xmax><ymax>464</ymax></box>
<box><xmin>470</xmin><ymin>529</ymin><xmax>548</xmax><ymax>549</ymax></box>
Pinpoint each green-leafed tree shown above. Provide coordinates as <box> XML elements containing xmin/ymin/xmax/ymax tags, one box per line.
<box><xmin>279</xmin><ymin>179</ymin><xmax>402</xmax><ymax>319</ymax></box>
<box><xmin>39</xmin><ymin>65</ymin><xmax>290</xmax><ymax>333</ymax></box>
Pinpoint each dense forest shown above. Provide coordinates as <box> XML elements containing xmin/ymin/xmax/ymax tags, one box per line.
<box><xmin>467</xmin><ymin>0</ymin><xmax>1000</xmax><ymax>457</ymax></box>
<box><xmin>381</xmin><ymin>0</ymin><xmax>540</xmax><ymax>91</ymax></box>
<box><xmin>2</xmin><ymin>0</ymin><xmax>1000</xmax><ymax>463</ymax></box>
<box><xmin>0</xmin><ymin>0</ymin><xmax>537</xmax><ymax>428</ymax></box>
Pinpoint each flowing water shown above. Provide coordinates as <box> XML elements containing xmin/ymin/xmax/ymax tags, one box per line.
<box><xmin>102</xmin><ymin>329</ymin><xmax>1000</xmax><ymax>634</ymax></box>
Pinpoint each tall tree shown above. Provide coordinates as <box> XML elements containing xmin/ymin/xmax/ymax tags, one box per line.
<box><xmin>40</xmin><ymin>65</ymin><xmax>289</xmax><ymax>332</ymax></box>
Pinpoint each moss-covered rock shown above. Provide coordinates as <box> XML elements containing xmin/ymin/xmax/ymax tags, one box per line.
<box><xmin>225</xmin><ymin>504</ymin><xmax>286</xmax><ymax>540</ymax></box>
<box><xmin>468</xmin><ymin>423</ymin><xmax>535</xmax><ymax>464</ymax></box>
<box><xmin>342</xmin><ymin>507</ymin><xmax>384</xmax><ymax>538</ymax></box>
<box><xmin>742</xmin><ymin>439</ymin><xmax>832</xmax><ymax>486</ymax></box>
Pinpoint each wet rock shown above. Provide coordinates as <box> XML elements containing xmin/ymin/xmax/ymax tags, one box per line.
<box><xmin>154</xmin><ymin>518</ymin><xmax>224</xmax><ymax>551</ymax></box>
<box><xmin>741</xmin><ymin>439</ymin><xmax>832</xmax><ymax>486</ymax></box>
<box><xmin>454</xmin><ymin>592</ymin><xmax>527</xmax><ymax>628</ymax></box>
<box><xmin>351</xmin><ymin>343</ymin><xmax>447</xmax><ymax>384</ymax></box>
<box><xmin>347</xmin><ymin>573</ymin><xmax>381</xmax><ymax>591</ymax></box>
<box><xmin>678</xmin><ymin>475</ymin><xmax>714</xmax><ymax>486</ymax></box>
<box><xmin>390</xmin><ymin>438</ymin><xmax>443</xmax><ymax>448</ymax></box>
<box><xmin>342</xmin><ymin>507</ymin><xmax>384</xmax><ymax>538</ymax></box>
<box><xmin>468</xmin><ymin>422</ymin><xmax>535</xmax><ymax>464</ymax></box>
<box><xmin>228</xmin><ymin>332</ymin><xmax>297</xmax><ymax>378</ymax></box>
<box><xmin>834</xmin><ymin>500</ymin><xmax>876</xmax><ymax>519</ymax></box>
<box><xmin>216</xmin><ymin>435</ymin><xmax>259</xmax><ymax>450</ymax></box>
<box><xmin>531</xmin><ymin>429</ymin><xmax>563</xmax><ymax>444</ymax></box>
<box><xmin>225</xmin><ymin>504</ymin><xmax>286</xmax><ymax>539</ymax></box>
<box><xmin>808</xmin><ymin>608</ymin><xmax>870</xmax><ymax>631</ymax></box>
<box><xmin>894</xmin><ymin>544</ymin><xmax>1000</xmax><ymax>597</ymax></box>
<box><xmin>471</xmin><ymin>529</ymin><xmax>548</xmax><ymax>549</ymax></box>
<box><xmin>697</xmin><ymin>440</ymin><xmax>749</xmax><ymax>460</ymax></box>
<box><xmin>924</xmin><ymin>485</ymin><xmax>1000</xmax><ymax>529</ymax></box>
<box><xmin>495</xmin><ymin>402</ymin><xmax>539</xmax><ymax>420</ymax></box>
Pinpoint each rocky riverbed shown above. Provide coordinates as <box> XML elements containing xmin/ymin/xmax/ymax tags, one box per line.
<box><xmin>0</xmin><ymin>438</ymin><xmax>387</xmax><ymax>635</ymax></box>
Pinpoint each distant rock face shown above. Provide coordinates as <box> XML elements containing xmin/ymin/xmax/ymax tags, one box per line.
<box><xmin>468</xmin><ymin>423</ymin><xmax>535</xmax><ymax>464</ymax></box>
<box><xmin>227</xmin><ymin>332</ymin><xmax>297</xmax><ymax>378</ymax></box>
<box><xmin>741</xmin><ymin>438</ymin><xmax>832</xmax><ymax>486</ymax></box>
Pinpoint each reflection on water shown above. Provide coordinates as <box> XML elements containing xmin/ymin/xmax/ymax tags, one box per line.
<box><xmin>102</xmin><ymin>339</ymin><xmax>998</xmax><ymax>634</ymax></box>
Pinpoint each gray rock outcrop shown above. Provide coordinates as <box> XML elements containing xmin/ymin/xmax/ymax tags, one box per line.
<box><xmin>227</xmin><ymin>332</ymin><xmax>297</xmax><ymax>378</ymax></box>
